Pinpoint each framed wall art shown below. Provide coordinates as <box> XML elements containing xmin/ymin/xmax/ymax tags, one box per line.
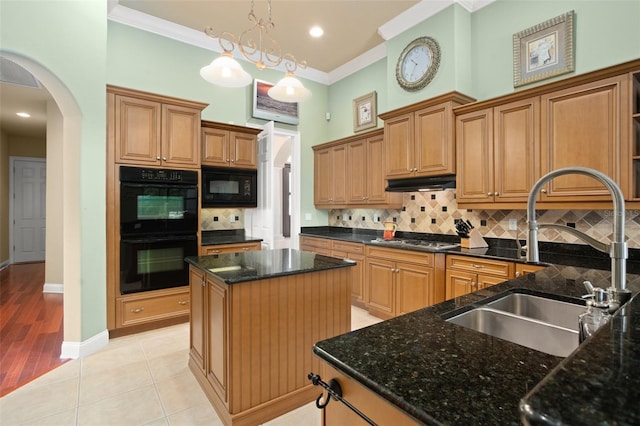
<box><xmin>252</xmin><ymin>79</ymin><xmax>299</xmax><ymax>125</ymax></box>
<box><xmin>513</xmin><ymin>10</ymin><xmax>575</xmax><ymax>87</ymax></box>
<box><xmin>352</xmin><ymin>91</ymin><xmax>377</xmax><ymax>132</ymax></box>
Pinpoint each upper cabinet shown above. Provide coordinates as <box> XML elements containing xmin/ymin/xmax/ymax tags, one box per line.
<box><xmin>201</xmin><ymin>121</ymin><xmax>261</xmax><ymax>169</ymax></box>
<box><xmin>631</xmin><ymin>70</ymin><xmax>640</xmax><ymax>201</ymax></box>
<box><xmin>379</xmin><ymin>92</ymin><xmax>475</xmax><ymax>180</ymax></box>
<box><xmin>108</xmin><ymin>85</ymin><xmax>207</xmax><ymax>169</ymax></box>
<box><xmin>313</xmin><ymin>129</ymin><xmax>401</xmax><ymax>209</ymax></box>
<box><xmin>454</xmin><ymin>59</ymin><xmax>640</xmax><ymax>209</ymax></box>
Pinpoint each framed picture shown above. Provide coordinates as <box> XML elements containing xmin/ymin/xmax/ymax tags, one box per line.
<box><xmin>252</xmin><ymin>79</ymin><xmax>299</xmax><ymax>125</ymax></box>
<box><xmin>513</xmin><ymin>10</ymin><xmax>575</xmax><ymax>87</ymax></box>
<box><xmin>353</xmin><ymin>91</ymin><xmax>377</xmax><ymax>132</ymax></box>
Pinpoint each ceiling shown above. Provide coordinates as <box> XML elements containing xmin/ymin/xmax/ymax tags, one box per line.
<box><xmin>1</xmin><ymin>0</ymin><xmax>494</xmax><ymax>140</ymax></box>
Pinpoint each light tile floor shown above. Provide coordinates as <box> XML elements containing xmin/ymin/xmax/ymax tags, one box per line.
<box><xmin>0</xmin><ymin>306</ymin><xmax>381</xmax><ymax>425</ymax></box>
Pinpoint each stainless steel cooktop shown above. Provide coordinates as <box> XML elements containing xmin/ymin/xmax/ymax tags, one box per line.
<box><xmin>370</xmin><ymin>238</ymin><xmax>460</xmax><ymax>250</ymax></box>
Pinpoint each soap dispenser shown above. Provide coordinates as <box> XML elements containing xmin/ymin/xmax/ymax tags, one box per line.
<box><xmin>578</xmin><ymin>281</ymin><xmax>611</xmax><ymax>343</ymax></box>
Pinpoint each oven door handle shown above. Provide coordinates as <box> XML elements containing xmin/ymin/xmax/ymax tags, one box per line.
<box><xmin>120</xmin><ymin>182</ymin><xmax>198</xmax><ymax>190</ymax></box>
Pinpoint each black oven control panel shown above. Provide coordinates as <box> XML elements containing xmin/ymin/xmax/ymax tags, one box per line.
<box><xmin>120</xmin><ymin>166</ymin><xmax>198</xmax><ymax>185</ymax></box>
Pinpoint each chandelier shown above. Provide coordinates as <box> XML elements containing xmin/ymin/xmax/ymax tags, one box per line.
<box><xmin>200</xmin><ymin>0</ymin><xmax>311</xmax><ymax>103</ymax></box>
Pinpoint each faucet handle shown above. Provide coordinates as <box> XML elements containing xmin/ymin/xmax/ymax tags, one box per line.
<box><xmin>582</xmin><ymin>281</ymin><xmax>610</xmax><ymax>308</ymax></box>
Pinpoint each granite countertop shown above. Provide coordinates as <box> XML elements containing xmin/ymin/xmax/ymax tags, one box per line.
<box><xmin>201</xmin><ymin>229</ymin><xmax>263</xmax><ymax>246</ymax></box>
<box><xmin>185</xmin><ymin>248</ymin><xmax>354</xmax><ymax>284</ymax></box>
<box><xmin>313</xmin><ymin>266</ymin><xmax>640</xmax><ymax>425</ymax></box>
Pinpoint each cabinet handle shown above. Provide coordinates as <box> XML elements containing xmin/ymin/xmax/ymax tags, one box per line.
<box><xmin>487</xmin><ymin>192</ymin><xmax>493</xmax><ymax>196</ymax></box>
<box><xmin>156</xmin><ymin>156</ymin><xmax>161</xmax><ymax>160</ymax></box>
<box><xmin>162</xmin><ymin>157</ymin><xmax>167</xmax><ymax>161</ymax></box>
<box><xmin>472</xmin><ymin>264</ymin><xmax>484</xmax><ymax>269</ymax></box>
<box><xmin>515</xmin><ymin>271</ymin><xmax>521</xmax><ymax>277</ymax></box>
<box><xmin>201</xmin><ymin>278</ymin><xmax>205</xmax><ymax>286</ymax></box>
<box><xmin>210</xmin><ymin>249</ymin><xmax>221</xmax><ymax>254</ymax></box>
<box><xmin>494</xmin><ymin>192</ymin><xmax>499</xmax><ymax>196</ymax></box>
<box><xmin>541</xmin><ymin>188</ymin><xmax>547</xmax><ymax>193</ymax></box>
<box><xmin>230</xmin><ymin>159</ymin><xmax>235</xmax><ymax>163</ymax></box>
<box><xmin>242</xmin><ymin>247</ymin><xmax>250</xmax><ymax>251</ymax></box>
<box><xmin>130</xmin><ymin>307</ymin><xmax>144</xmax><ymax>313</ymax></box>
<box><xmin>178</xmin><ymin>300</ymin><xmax>188</xmax><ymax>305</ymax></box>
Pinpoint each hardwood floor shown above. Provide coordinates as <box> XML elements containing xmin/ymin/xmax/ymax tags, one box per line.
<box><xmin>0</xmin><ymin>262</ymin><xmax>67</xmax><ymax>397</ymax></box>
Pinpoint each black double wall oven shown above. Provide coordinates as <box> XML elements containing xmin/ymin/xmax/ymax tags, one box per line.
<box><xmin>119</xmin><ymin>166</ymin><xmax>198</xmax><ymax>295</ymax></box>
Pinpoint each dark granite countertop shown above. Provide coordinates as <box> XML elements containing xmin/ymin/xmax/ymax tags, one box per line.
<box><xmin>201</xmin><ymin>229</ymin><xmax>263</xmax><ymax>246</ymax></box>
<box><xmin>314</xmin><ymin>266</ymin><xmax>640</xmax><ymax>425</ymax></box>
<box><xmin>185</xmin><ymin>248</ymin><xmax>354</xmax><ymax>284</ymax></box>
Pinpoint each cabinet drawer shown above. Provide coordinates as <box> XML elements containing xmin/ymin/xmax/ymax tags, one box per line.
<box><xmin>117</xmin><ymin>288</ymin><xmax>190</xmax><ymax>326</ymax></box>
<box><xmin>331</xmin><ymin>240</ymin><xmax>364</xmax><ymax>255</ymax></box>
<box><xmin>300</xmin><ymin>236</ymin><xmax>332</xmax><ymax>249</ymax></box>
<box><xmin>446</xmin><ymin>255</ymin><xmax>514</xmax><ymax>278</ymax></box>
<box><xmin>366</xmin><ymin>246</ymin><xmax>434</xmax><ymax>266</ymax></box>
<box><xmin>200</xmin><ymin>242</ymin><xmax>261</xmax><ymax>256</ymax></box>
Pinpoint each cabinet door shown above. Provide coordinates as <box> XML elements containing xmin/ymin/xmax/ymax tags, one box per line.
<box><xmin>202</xmin><ymin>128</ymin><xmax>229</xmax><ymax>167</ymax></box>
<box><xmin>476</xmin><ymin>274</ymin><xmax>507</xmax><ymax>290</ymax></box>
<box><xmin>494</xmin><ymin>98</ymin><xmax>539</xmax><ymax>202</ymax></box>
<box><xmin>515</xmin><ymin>263</ymin><xmax>546</xmax><ymax>277</ymax></box>
<box><xmin>230</xmin><ymin>131</ymin><xmax>257</xmax><ymax>169</ymax></box>
<box><xmin>396</xmin><ymin>262</ymin><xmax>432</xmax><ymax>316</ymax></box>
<box><xmin>161</xmin><ymin>104</ymin><xmax>200</xmax><ymax>168</ymax></box>
<box><xmin>200</xmin><ymin>242</ymin><xmax>261</xmax><ymax>256</ymax></box>
<box><xmin>207</xmin><ymin>277</ymin><xmax>228</xmax><ymax>404</ymax></box>
<box><xmin>445</xmin><ymin>270</ymin><xmax>474</xmax><ymax>300</ymax></box>
<box><xmin>415</xmin><ymin>103</ymin><xmax>455</xmax><ymax>176</ymax></box>
<box><xmin>332</xmin><ymin>145</ymin><xmax>348</xmax><ymax>204</ymax></box>
<box><xmin>314</xmin><ymin>148</ymin><xmax>332</xmax><ymax>205</ymax></box>
<box><xmin>366</xmin><ymin>134</ymin><xmax>389</xmax><ymax>204</ymax></box>
<box><xmin>384</xmin><ymin>113</ymin><xmax>414</xmax><ymax>178</ymax></box>
<box><xmin>456</xmin><ymin>109</ymin><xmax>494</xmax><ymax>203</ymax></box>
<box><xmin>347</xmin><ymin>139</ymin><xmax>367</xmax><ymax>204</ymax></box>
<box><xmin>189</xmin><ymin>266</ymin><xmax>206</xmax><ymax>373</ymax></box>
<box><xmin>540</xmin><ymin>76</ymin><xmax>624</xmax><ymax>201</ymax></box>
<box><xmin>115</xmin><ymin>95</ymin><xmax>161</xmax><ymax>165</ymax></box>
<box><xmin>366</xmin><ymin>258</ymin><xmax>396</xmax><ymax>319</ymax></box>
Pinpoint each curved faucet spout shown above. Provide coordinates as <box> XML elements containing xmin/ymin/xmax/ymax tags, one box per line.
<box><xmin>526</xmin><ymin>167</ymin><xmax>630</xmax><ymax>306</ymax></box>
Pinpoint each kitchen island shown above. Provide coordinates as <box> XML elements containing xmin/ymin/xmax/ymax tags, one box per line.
<box><xmin>312</xmin><ymin>264</ymin><xmax>640</xmax><ymax>425</ymax></box>
<box><xmin>185</xmin><ymin>249</ymin><xmax>354</xmax><ymax>426</ymax></box>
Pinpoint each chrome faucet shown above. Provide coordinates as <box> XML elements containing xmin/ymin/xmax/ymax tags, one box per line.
<box><xmin>526</xmin><ymin>167</ymin><xmax>632</xmax><ymax>308</ymax></box>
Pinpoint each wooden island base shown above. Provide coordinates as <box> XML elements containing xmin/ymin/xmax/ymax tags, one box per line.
<box><xmin>188</xmin><ymin>263</ymin><xmax>352</xmax><ymax>426</ymax></box>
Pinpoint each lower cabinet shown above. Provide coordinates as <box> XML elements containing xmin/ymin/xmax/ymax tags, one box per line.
<box><xmin>318</xmin><ymin>362</ymin><xmax>420</xmax><ymax>426</ymax></box>
<box><xmin>515</xmin><ymin>262</ymin><xmax>546</xmax><ymax>276</ymax></box>
<box><xmin>445</xmin><ymin>255</ymin><xmax>514</xmax><ymax>300</ymax></box>
<box><xmin>115</xmin><ymin>287</ymin><xmax>190</xmax><ymax>328</ymax></box>
<box><xmin>365</xmin><ymin>246</ymin><xmax>444</xmax><ymax>320</ymax></box>
<box><xmin>200</xmin><ymin>241</ymin><xmax>261</xmax><ymax>256</ymax></box>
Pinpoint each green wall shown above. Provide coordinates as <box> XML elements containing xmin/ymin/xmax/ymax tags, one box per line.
<box><xmin>0</xmin><ymin>0</ymin><xmax>107</xmax><ymax>340</ymax></box>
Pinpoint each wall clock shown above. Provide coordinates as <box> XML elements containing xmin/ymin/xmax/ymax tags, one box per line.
<box><xmin>395</xmin><ymin>36</ymin><xmax>440</xmax><ymax>92</ymax></box>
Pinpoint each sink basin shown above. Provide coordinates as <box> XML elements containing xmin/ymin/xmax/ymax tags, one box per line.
<box><xmin>446</xmin><ymin>292</ymin><xmax>587</xmax><ymax>357</ymax></box>
<box><xmin>485</xmin><ymin>293</ymin><xmax>586</xmax><ymax>330</ymax></box>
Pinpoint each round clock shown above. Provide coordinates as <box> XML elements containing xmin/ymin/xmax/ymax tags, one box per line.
<box><xmin>395</xmin><ymin>36</ymin><xmax>440</xmax><ymax>92</ymax></box>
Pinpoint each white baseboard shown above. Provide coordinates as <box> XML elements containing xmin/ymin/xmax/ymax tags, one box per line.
<box><xmin>60</xmin><ymin>329</ymin><xmax>109</xmax><ymax>359</ymax></box>
<box><xmin>43</xmin><ymin>282</ymin><xmax>64</xmax><ymax>293</ymax></box>
<box><xmin>0</xmin><ymin>259</ymin><xmax>9</xmax><ymax>270</ymax></box>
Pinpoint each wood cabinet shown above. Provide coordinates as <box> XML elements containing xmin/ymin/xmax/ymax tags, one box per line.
<box><xmin>318</xmin><ymin>362</ymin><xmax>420</xmax><ymax>426</ymax></box>
<box><xmin>313</xmin><ymin>130</ymin><xmax>401</xmax><ymax>208</ymax></box>
<box><xmin>109</xmin><ymin>86</ymin><xmax>207</xmax><ymax>169</ymax></box>
<box><xmin>365</xmin><ymin>246</ymin><xmax>444</xmax><ymax>320</ymax></box>
<box><xmin>300</xmin><ymin>236</ymin><xmax>366</xmax><ymax>308</ymax></box>
<box><xmin>200</xmin><ymin>241</ymin><xmax>261</xmax><ymax>256</ymax></box>
<box><xmin>380</xmin><ymin>92</ymin><xmax>475</xmax><ymax>179</ymax></box>
<box><xmin>201</xmin><ymin>121</ymin><xmax>261</xmax><ymax>169</ymax></box>
<box><xmin>189</xmin><ymin>267</ymin><xmax>206</xmax><ymax>374</ymax></box>
<box><xmin>538</xmin><ymin>76</ymin><xmax>625</xmax><ymax>202</ymax></box>
<box><xmin>114</xmin><ymin>286</ymin><xmax>190</xmax><ymax>327</ymax></box>
<box><xmin>314</xmin><ymin>144</ymin><xmax>348</xmax><ymax>206</ymax></box>
<box><xmin>445</xmin><ymin>255</ymin><xmax>514</xmax><ymax>300</ymax></box>
<box><xmin>456</xmin><ymin>98</ymin><xmax>538</xmax><ymax>205</ymax></box>
<box><xmin>454</xmin><ymin>59</ymin><xmax>640</xmax><ymax>209</ymax></box>
<box><xmin>188</xmin><ymin>264</ymin><xmax>352</xmax><ymax>426</ymax></box>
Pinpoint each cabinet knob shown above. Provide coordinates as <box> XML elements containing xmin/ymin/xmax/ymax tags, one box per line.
<box><xmin>494</xmin><ymin>192</ymin><xmax>499</xmax><ymax>196</ymax></box>
<box><xmin>541</xmin><ymin>188</ymin><xmax>547</xmax><ymax>193</ymax></box>
<box><xmin>201</xmin><ymin>278</ymin><xmax>205</xmax><ymax>286</ymax></box>
<box><xmin>156</xmin><ymin>156</ymin><xmax>161</xmax><ymax>160</ymax></box>
<box><xmin>178</xmin><ymin>300</ymin><xmax>188</xmax><ymax>305</ymax></box>
<box><xmin>487</xmin><ymin>192</ymin><xmax>493</xmax><ymax>196</ymax></box>
<box><xmin>162</xmin><ymin>157</ymin><xmax>167</xmax><ymax>161</ymax></box>
<box><xmin>130</xmin><ymin>307</ymin><xmax>144</xmax><ymax>313</ymax></box>
<box><xmin>231</xmin><ymin>159</ymin><xmax>235</xmax><ymax>163</ymax></box>
<box><xmin>515</xmin><ymin>271</ymin><xmax>521</xmax><ymax>277</ymax></box>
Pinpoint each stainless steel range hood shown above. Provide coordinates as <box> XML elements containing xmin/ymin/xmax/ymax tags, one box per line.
<box><xmin>385</xmin><ymin>174</ymin><xmax>456</xmax><ymax>192</ymax></box>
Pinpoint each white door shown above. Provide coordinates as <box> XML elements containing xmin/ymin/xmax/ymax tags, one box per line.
<box><xmin>12</xmin><ymin>158</ymin><xmax>46</xmax><ymax>263</ymax></box>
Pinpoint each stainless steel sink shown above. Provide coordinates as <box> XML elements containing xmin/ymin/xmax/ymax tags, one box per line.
<box><xmin>446</xmin><ymin>292</ymin><xmax>586</xmax><ymax>357</ymax></box>
<box><xmin>485</xmin><ymin>293</ymin><xmax>586</xmax><ymax>330</ymax></box>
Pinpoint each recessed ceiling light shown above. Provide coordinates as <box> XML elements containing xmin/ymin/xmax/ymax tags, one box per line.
<box><xmin>309</xmin><ymin>26</ymin><xmax>324</xmax><ymax>38</ymax></box>
<box><xmin>16</xmin><ymin>112</ymin><xmax>30</xmax><ymax>118</ymax></box>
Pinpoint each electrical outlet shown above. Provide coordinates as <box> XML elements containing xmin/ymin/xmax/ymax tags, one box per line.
<box><xmin>230</xmin><ymin>215</ymin><xmax>236</xmax><ymax>223</ymax></box>
<box><xmin>508</xmin><ymin>218</ymin><xmax>518</xmax><ymax>230</ymax></box>
<box><xmin>305</xmin><ymin>213</ymin><xmax>312</xmax><ymax>221</ymax></box>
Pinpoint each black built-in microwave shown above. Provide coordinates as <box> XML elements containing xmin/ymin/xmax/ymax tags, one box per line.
<box><xmin>201</xmin><ymin>167</ymin><xmax>258</xmax><ymax>207</ymax></box>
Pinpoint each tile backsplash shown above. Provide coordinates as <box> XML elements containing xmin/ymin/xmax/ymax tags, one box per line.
<box><xmin>201</xmin><ymin>208</ymin><xmax>245</xmax><ymax>231</ymax></box>
<box><xmin>328</xmin><ymin>190</ymin><xmax>640</xmax><ymax>249</ymax></box>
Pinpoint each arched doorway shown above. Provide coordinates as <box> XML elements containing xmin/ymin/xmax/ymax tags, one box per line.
<box><xmin>1</xmin><ymin>52</ymin><xmax>84</xmax><ymax>357</ymax></box>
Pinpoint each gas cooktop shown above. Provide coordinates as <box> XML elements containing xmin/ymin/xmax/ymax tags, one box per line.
<box><xmin>370</xmin><ymin>238</ymin><xmax>460</xmax><ymax>250</ymax></box>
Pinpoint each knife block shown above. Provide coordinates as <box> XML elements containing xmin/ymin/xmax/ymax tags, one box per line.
<box><xmin>460</xmin><ymin>229</ymin><xmax>488</xmax><ymax>248</ymax></box>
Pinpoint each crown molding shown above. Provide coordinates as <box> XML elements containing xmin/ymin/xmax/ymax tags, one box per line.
<box><xmin>328</xmin><ymin>43</ymin><xmax>387</xmax><ymax>85</ymax></box>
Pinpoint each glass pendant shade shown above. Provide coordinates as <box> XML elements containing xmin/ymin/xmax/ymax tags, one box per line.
<box><xmin>267</xmin><ymin>72</ymin><xmax>311</xmax><ymax>103</ymax></box>
<box><xmin>200</xmin><ymin>52</ymin><xmax>252</xmax><ymax>88</ymax></box>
